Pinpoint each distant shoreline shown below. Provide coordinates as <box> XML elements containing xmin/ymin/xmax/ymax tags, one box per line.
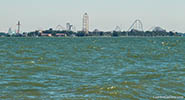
<box><xmin>0</xmin><ymin>36</ymin><xmax>184</xmax><ymax>38</ymax></box>
<box><xmin>0</xmin><ymin>29</ymin><xmax>184</xmax><ymax>37</ymax></box>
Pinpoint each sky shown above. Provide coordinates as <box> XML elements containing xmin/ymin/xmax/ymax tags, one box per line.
<box><xmin>0</xmin><ymin>0</ymin><xmax>185</xmax><ymax>33</ymax></box>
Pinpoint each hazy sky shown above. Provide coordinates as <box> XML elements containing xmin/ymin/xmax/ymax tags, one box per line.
<box><xmin>0</xmin><ymin>0</ymin><xmax>185</xmax><ymax>32</ymax></box>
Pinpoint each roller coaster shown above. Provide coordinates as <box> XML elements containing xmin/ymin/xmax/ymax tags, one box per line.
<box><xmin>55</xmin><ymin>24</ymin><xmax>76</xmax><ymax>32</ymax></box>
<box><xmin>128</xmin><ymin>19</ymin><xmax>144</xmax><ymax>32</ymax></box>
<box><xmin>115</xmin><ymin>26</ymin><xmax>121</xmax><ymax>32</ymax></box>
<box><xmin>56</xmin><ymin>25</ymin><xmax>65</xmax><ymax>31</ymax></box>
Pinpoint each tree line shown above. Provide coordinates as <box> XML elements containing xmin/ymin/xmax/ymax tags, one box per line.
<box><xmin>0</xmin><ymin>28</ymin><xmax>184</xmax><ymax>37</ymax></box>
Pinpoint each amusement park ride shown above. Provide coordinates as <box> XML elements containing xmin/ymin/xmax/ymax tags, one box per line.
<box><xmin>128</xmin><ymin>19</ymin><xmax>144</xmax><ymax>32</ymax></box>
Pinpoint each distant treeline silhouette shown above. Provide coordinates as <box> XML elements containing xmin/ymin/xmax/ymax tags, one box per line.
<box><xmin>0</xmin><ymin>28</ymin><xmax>184</xmax><ymax>37</ymax></box>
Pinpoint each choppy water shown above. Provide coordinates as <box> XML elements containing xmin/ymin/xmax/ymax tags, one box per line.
<box><xmin>0</xmin><ymin>37</ymin><xmax>185</xmax><ymax>100</ymax></box>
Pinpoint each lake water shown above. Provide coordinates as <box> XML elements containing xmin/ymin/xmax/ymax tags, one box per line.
<box><xmin>0</xmin><ymin>37</ymin><xmax>185</xmax><ymax>100</ymax></box>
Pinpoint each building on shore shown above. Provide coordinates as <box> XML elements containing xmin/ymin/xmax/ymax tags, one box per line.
<box><xmin>8</xmin><ymin>28</ymin><xmax>13</xmax><ymax>35</ymax></box>
<box><xmin>56</xmin><ymin>33</ymin><xmax>66</xmax><ymax>37</ymax></box>
<box><xmin>41</xmin><ymin>33</ymin><xmax>52</xmax><ymax>37</ymax></box>
<box><xmin>82</xmin><ymin>13</ymin><xmax>89</xmax><ymax>34</ymax></box>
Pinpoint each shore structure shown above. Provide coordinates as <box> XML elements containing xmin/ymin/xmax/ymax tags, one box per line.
<box><xmin>0</xmin><ymin>13</ymin><xmax>185</xmax><ymax>37</ymax></box>
<box><xmin>82</xmin><ymin>13</ymin><xmax>89</xmax><ymax>34</ymax></box>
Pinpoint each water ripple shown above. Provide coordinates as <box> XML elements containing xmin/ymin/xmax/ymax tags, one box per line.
<box><xmin>0</xmin><ymin>37</ymin><xmax>185</xmax><ymax>99</ymax></box>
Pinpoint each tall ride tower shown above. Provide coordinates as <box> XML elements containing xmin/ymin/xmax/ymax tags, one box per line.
<box><xmin>82</xmin><ymin>13</ymin><xmax>89</xmax><ymax>34</ymax></box>
<box><xmin>17</xmin><ymin>21</ymin><xmax>21</xmax><ymax>34</ymax></box>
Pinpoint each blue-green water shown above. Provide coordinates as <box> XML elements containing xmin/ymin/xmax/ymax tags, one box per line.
<box><xmin>0</xmin><ymin>37</ymin><xmax>185</xmax><ymax>100</ymax></box>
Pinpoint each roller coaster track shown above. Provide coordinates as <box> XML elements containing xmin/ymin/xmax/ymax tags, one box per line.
<box><xmin>128</xmin><ymin>19</ymin><xmax>144</xmax><ymax>32</ymax></box>
<box><xmin>56</xmin><ymin>25</ymin><xmax>65</xmax><ymax>31</ymax></box>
